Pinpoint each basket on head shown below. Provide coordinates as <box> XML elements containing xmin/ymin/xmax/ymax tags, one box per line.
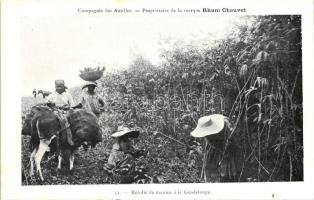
<box><xmin>79</xmin><ymin>67</ymin><xmax>105</xmax><ymax>81</ymax></box>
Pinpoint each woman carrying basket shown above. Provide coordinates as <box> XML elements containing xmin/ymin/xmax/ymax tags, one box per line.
<box><xmin>75</xmin><ymin>67</ymin><xmax>106</xmax><ymax>118</ymax></box>
<box><xmin>74</xmin><ymin>81</ymin><xmax>105</xmax><ymax>118</ymax></box>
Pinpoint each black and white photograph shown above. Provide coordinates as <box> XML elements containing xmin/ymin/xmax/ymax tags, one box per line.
<box><xmin>1</xmin><ymin>1</ymin><xmax>314</xmax><ymax>200</ymax></box>
<box><xmin>20</xmin><ymin>14</ymin><xmax>303</xmax><ymax>185</ymax></box>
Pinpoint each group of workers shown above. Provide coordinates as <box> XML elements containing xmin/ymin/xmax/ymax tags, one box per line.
<box><xmin>41</xmin><ymin>79</ymin><xmax>239</xmax><ymax>183</ymax></box>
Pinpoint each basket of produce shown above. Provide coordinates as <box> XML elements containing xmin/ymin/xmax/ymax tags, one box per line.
<box><xmin>79</xmin><ymin>67</ymin><xmax>106</xmax><ymax>81</ymax></box>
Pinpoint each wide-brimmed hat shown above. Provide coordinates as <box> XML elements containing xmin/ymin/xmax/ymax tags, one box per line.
<box><xmin>111</xmin><ymin>126</ymin><xmax>140</xmax><ymax>138</ymax></box>
<box><xmin>82</xmin><ymin>81</ymin><xmax>97</xmax><ymax>89</ymax></box>
<box><xmin>55</xmin><ymin>79</ymin><xmax>68</xmax><ymax>89</ymax></box>
<box><xmin>190</xmin><ymin>114</ymin><xmax>225</xmax><ymax>138</ymax></box>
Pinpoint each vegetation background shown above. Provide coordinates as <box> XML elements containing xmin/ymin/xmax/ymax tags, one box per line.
<box><xmin>22</xmin><ymin>15</ymin><xmax>303</xmax><ymax>184</ymax></box>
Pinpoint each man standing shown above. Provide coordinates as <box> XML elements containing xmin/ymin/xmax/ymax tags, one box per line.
<box><xmin>46</xmin><ymin>79</ymin><xmax>75</xmax><ymax>146</ymax></box>
<box><xmin>190</xmin><ymin>114</ymin><xmax>240</xmax><ymax>182</ymax></box>
<box><xmin>33</xmin><ymin>88</ymin><xmax>37</xmax><ymax>98</ymax></box>
<box><xmin>74</xmin><ymin>81</ymin><xmax>105</xmax><ymax>118</ymax></box>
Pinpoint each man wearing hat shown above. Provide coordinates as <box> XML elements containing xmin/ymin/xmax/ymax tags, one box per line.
<box><xmin>191</xmin><ymin>114</ymin><xmax>240</xmax><ymax>182</ymax></box>
<box><xmin>46</xmin><ymin>79</ymin><xmax>75</xmax><ymax>146</ymax></box>
<box><xmin>73</xmin><ymin>81</ymin><xmax>105</xmax><ymax>118</ymax></box>
<box><xmin>104</xmin><ymin>126</ymin><xmax>145</xmax><ymax>183</ymax></box>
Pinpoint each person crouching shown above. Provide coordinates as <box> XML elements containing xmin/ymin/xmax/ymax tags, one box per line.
<box><xmin>104</xmin><ymin>126</ymin><xmax>144</xmax><ymax>183</ymax></box>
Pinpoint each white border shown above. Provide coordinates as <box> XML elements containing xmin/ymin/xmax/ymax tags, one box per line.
<box><xmin>1</xmin><ymin>0</ymin><xmax>314</xmax><ymax>199</ymax></box>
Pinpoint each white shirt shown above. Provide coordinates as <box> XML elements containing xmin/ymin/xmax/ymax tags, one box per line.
<box><xmin>46</xmin><ymin>91</ymin><xmax>75</xmax><ymax>107</ymax></box>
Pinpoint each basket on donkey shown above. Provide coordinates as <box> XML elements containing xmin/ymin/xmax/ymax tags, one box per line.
<box><xmin>79</xmin><ymin>67</ymin><xmax>105</xmax><ymax>81</ymax></box>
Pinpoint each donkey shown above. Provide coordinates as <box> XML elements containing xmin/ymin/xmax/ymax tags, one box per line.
<box><xmin>22</xmin><ymin>105</ymin><xmax>102</xmax><ymax>181</ymax></box>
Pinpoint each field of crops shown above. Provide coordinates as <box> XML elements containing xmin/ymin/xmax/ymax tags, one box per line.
<box><xmin>22</xmin><ymin>95</ymin><xmax>202</xmax><ymax>185</ymax></box>
<box><xmin>22</xmin><ymin>15</ymin><xmax>303</xmax><ymax>185</ymax></box>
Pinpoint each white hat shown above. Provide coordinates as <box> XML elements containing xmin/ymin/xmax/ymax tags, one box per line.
<box><xmin>191</xmin><ymin>114</ymin><xmax>225</xmax><ymax>138</ymax></box>
<box><xmin>111</xmin><ymin>126</ymin><xmax>140</xmax><ymax>138</ymax></box>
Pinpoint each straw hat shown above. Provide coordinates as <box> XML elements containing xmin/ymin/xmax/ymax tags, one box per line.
<box><xmin>82</xmin><ymin>81</ymin><xmax>97</xmax><ymax>89</ymax></box>
<box><xmin>111</xmin><ymin>126</ymin><xmax>140</xmax><ymax>138</ymax></box>
<box><xmin>190</xmin><ymin>114</ymin><xmax>225</xmax><ymax>138</ymax></box>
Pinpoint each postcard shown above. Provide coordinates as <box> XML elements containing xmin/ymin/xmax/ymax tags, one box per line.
<box><xmin>1</xmin><ymin>0</ymin><xmax>314</xmax><ymax>199</ymax></box>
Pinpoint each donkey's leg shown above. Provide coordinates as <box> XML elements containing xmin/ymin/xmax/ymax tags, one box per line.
<box><xmin>69</xmin><ymin>151</ymin><xmax>75</xmax><ymax>171</ymax></box>
<box><xmin>29</xmin><ymin>147</ymin><xmax>38</xmax><ymax>176</ymax></box>
<box><xmin>57</xmin><ymin>153</ymin><xmax>62</xmax><ymax>170</ymax></box>
<box><xmin>34</xmin><ymin>139</ymin><xmax>51</xmax><ymax>181</ymax></box>
<box><xmin>35</xmin><ymin>120</ymin><xmax>57</xmax><ymax>181</ymax></box>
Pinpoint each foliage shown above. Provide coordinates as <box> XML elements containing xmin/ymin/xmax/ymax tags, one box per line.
<box><xmin>22</xmin><ymin>15</ymin><xmax>302</xmax><ymax>184</ymax></box>
<box><xmin>98</xmin><ymin>15</ymin><xmax>302</xmax><ymax>182</ymax></box>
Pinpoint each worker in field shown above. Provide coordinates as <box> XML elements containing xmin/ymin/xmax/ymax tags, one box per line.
<box><xmin>33</xmin><ymin>88</ymin><xmax>37</xmax><ymax>98</ymax></box>
<box><xmin>104</xmin><ymin>126</ymin><xmax>146</xmax><ymax>183</ymax></box>
<box><xmin>74</xmin><ymin>81</ymin><xmax>105</xmax><ymax>119</ymax></box>
<box><xmin>46</xmin><ymin>79</ymin><xmax>76</xmax><ymax>146</ymax></box>
<box><xmin>191</xmin><ymin>114</ymin><xmax>240</xmax><ymax>182</ymax></box>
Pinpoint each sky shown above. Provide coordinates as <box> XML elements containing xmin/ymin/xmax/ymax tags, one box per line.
<box><xmin>21</xmin><ymin>15</ymin><xmax>243</xmax><ymax>96</ymax></box>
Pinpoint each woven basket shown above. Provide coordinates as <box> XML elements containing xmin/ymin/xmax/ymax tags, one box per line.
<box><xmin>79</xmin><ymin>69</ymin><xmax>104</xmax><ymax>81</ymax></box>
